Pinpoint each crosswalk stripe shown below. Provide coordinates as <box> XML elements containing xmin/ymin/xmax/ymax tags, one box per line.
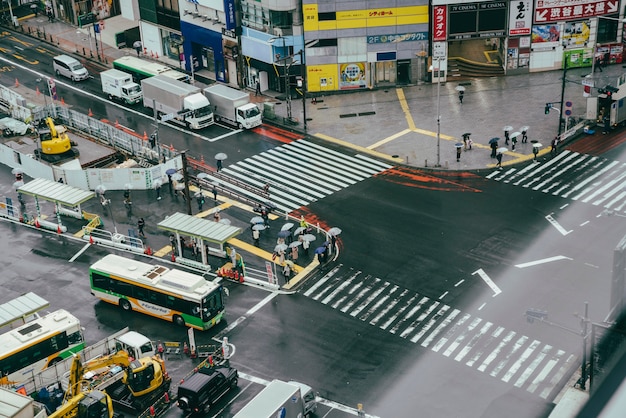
<box><xmin>443</xmin><ymin>317</ymin><xmax>482</xmax><ymax>358</ymax></box>
<box><xmin>411</xmin><ymin>305</ymin><xmax>451</xmax><ymax>344</ymax></box>
<box><xmin>540</xmin><ymin>354</ymin><xmax>577</xmax><ymax>399</ymax></box>
<box><xmin>515</xmin><ymin>344</ymin><xmax>552</xmax><ymax>388</ymax></box>
<box><xmin>301</xmin><ymin>266</ymin><xmax>576</xmax><ymax>399</ymax></box>
<box><xmin>454</xmin><ymin>321</ymin><xmax>493</xmax><ymax>362</ymax></box>
<box><xmin>527</xmin><ymin>349</ymin><xmax>565</xmax><ymax>394</ymax></box>
<box><xmin>502</xmin><ymin>339</ymin><xmax>540</xmax><ymax>383</ymax></box>
<box><xmin>390</xmin><ymin>296</ymin><xmax>429</xmax><ymax>334</ymax></box>
<box><xmin>400</xmin><ymin>301</ymin><xmax>440</xmax><ymax>339</ymax></box>
<box><xmin>275</xmin><ymin>145</ymin><xmax>372</xmax><ymax>182</ymax></box>
<box><xmin>465</xmin><ymin>325</ymin><xmax>504</xmax><ymax>367</ymax></box>
<box><xmin>432</xmin><ymin>313</ymin><xmax>471</xmax><ymax>353</ymax></box>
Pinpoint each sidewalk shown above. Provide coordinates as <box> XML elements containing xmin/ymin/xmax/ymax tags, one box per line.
<box><xmin>9</xmin><ymin>11</ymin><xmax>625</xmax><ymax>174</ymax></box>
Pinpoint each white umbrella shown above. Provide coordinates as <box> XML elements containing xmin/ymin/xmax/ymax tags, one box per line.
<box><xmin>11</xmin><ymin>167</ymin><xmax>23</xmax><ymax>175</ymax></box>
<box><xmin>215</xmin><ymin>152</ymin><xmax>228</xmax><ymax>160</ymax></box>
<box><xmin>197</xmin><ymin>172</ymin><xmax>210</xmax><ymax>179</ymax></box>
<box><xmin>293</xmin><ymin>226</ymin><xmax>306</xmax><ymax>236</ymax></box>
<box><xmin>281</xmin><ymin>223</ymin><xmax>294</xmax><ymax>231</ymax></box>
<box><xmin>152</xmin><ymin>179</ymin><xmax>162</xmax><ymax>189</ymax></box>
<box><xmin>252</xmin><ymin>224</ymin><xmax>267</xmax><ymax>231</ymax></box>
<box><xmin>497</xmin><ymin>147</ymin><xmax>508</xmax><ymax>153</ymax></box>
<box><xmin>503</xmin><ymin>125</ymin><xmax>513</xmax><ymax>132</ymax></box>
<box><xmin>172</xmin><ymin>173</ymin><xmax>184</xmax><ymax>181</ymax></box>
<box><xmin>328</xmin><ymin>227</ymin><xmax>342</xmax><ymax>236</ymax></box>
<box><xmin>510</xmin><ymin>131</ymin><xmax>522</xmax><ymax>139</ymax></box>
<box><xmin>520</xmin><ymin>126</ymin><xmax>529</xmax><ymax>132</ymax></box>
<box><xmin>124</xmin><ymin>183</ymin><xmax>133</xmax><ymax>190</ymax></box>
<box><xmin>532</xmin><ymin>143</ymin><xmax>543</xmax><ymax>148</ymax></box>
<box><xmin>95</xmin><ymin>185</ymin><xmax>107</xmax><ymax>194</ymax></box>
<box><xmin>251</xmin><ymin>216</ymin><xmax>264</xmax><ymax>224</ymax></box>
<box><xmin>301</xmin><ymin>234</ymin><xmax>316</xmax><ymax>242</ymax></box>
<box><xmin>274</xmin><ymin>243</ymin><xmax>288</xmax><ymax>252</ymax></box>
<box><xmin>455</xmin><ymin>86</ymin><xmax>465</xmax><ymax>92</ymax></box>
<box><xmin>174</xmin><ymin>183</ymin><xmax>185</xmax><ymax>191</ymax></box>
<box><xmin>289</xmin><ymin>241</ymin><xmax>302</xmax><ymax>248</ymax></box>
<box><xmin>13</xmin><ymin>180</ymin><xmax>24</xmax><ymax>189</ymax></box>
<box><xmin>219</xmin><ymin>219</ymin><xmax>231</xmax><ymax>225</ymax></box>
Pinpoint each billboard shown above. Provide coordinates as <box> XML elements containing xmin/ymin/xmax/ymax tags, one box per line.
<box><xmin>534</xmin><ymin>0</ymin><xmax>619</xmax><ymax>23</ymax></box>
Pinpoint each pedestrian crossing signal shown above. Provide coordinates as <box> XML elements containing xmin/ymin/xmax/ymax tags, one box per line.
<box><xmin>544</xmin><ymin>103</ymin><xmax>552</xmax><ymax>114</ymax></box>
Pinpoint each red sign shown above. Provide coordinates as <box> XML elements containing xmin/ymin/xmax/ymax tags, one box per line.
<box><xmin>534</xmin><ymin>0</ymin><xmax>618</xmax><ymax>23</ymax></box>
<box><xmin>433</xmin><ymin>5</ymin><xmax>447</xmax><ymax>42</ymax></box>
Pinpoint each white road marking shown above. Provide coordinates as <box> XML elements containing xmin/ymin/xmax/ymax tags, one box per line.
<box><xmin>472</xmin><ymin>268</ymin><xmax>501</xmax><ymax>296</ymax></box>
<box><xmin>439</xmin><ymin>291</ymin><xmax>448</xmax><ymax>299</ymax></box>
<box><xmin>69</xmin><ymin>243</ymin><xmax>91</xmax><ymax>262</ymax></box>
<box><xmin>421</xmin><ymin>308</ymin><xmax>460</xmax><ymax>348</ymax></box>
<box><xmin>454</xmin><ymin>279</ymin><xmax>464</xmax><ymax>286</ymax></box>
<box><xmin>545</xmin><ymin>213</ymin><xmax>572</xmax><ymax>235</ymax></box>
<box><xmin>515</xmin><ymin>255</ymin><xmax>573</xmax><ymax>268</ymax></box>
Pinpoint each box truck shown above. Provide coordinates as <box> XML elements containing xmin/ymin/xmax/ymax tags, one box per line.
<box><xmin>233</xmin><ymin>380</ymin><xmax>317</xmax><ymax>418</ymax></box>
<box><xmin>101</xmin><ymin>69</ymin><xmax>142</xmax><ymax>105</ymax></box>
<box><xmin>141</xmin><ymin>75</ymin><xmax>214</xmax><ymax>130</ymax></box>
<box><xmin>203</xmin><ymin>84</ymin><xmax>261</xmax><ymax>129</ymax></box>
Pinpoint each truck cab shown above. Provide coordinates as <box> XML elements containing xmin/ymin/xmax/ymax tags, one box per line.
<box><xmin>237</xmin><ymin>103</ymin><xmax>262</xmax><ymax>129</ymax></box>
<box><xmin>114</xmin><ymin>331</ymin><xmax>155</xmax><ymax>360</ymax></box>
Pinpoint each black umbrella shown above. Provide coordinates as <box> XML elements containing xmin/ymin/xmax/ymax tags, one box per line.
<box><xmin>462</xmin><ymin>132</ymin><xmax>472</xmax><ymax>137</ymax></box>
<box><xmin>489</xmin><ymin>137</ymin><xmax>499</xmax><ymax>144</ymax></box>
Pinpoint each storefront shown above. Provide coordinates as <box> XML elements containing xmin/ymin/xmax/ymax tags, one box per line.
<box><xmin>180</xmin><ymin>21</ymin><xmax>226</xmax><ymax>83</ymax></box>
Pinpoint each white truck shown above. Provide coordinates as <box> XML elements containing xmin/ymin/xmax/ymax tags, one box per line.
<box><xmin>101</xmin><ymin>69</ymin><xmax>142</xmax><ymax>105</ymax></box>
<box><xmin>142</xmin><ymin>75</ymin><xmax>214</xmax><ymax>130</ymax></box>
<box><xmin>233</xmin><ymin>380</ymin><xmax>317</xmax><ymax>418</ymax></box>
<box><xmin>204</xmin><ymin>84</ymin><xmax>261</xmax><ymax>129</ymax></box>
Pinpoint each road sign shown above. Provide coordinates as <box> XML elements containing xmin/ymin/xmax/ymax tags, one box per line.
<box><xmin>160</xmin><ymin>113</ymin><xmax>175</xmax><ymax>122</ymax></box>
<box><xmin>433</xmin><ymin>42</ymin><xmax>447</xmax><ymax>59</ymax></box>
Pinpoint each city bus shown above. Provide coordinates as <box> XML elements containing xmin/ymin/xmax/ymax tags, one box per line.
<box><xmin>112</xmin><ymin>56</ymin><xmax>190</xmax><ymax>83</ymax></box>
<box><xmin>0</xmin><ymin>309</ymin><xmax>85</xmax><ymax>385</ymax></box>
<box><xmin>89</xmin><ymin>254</ymin><xmax>225</xmax><ymax>331</ymax></box>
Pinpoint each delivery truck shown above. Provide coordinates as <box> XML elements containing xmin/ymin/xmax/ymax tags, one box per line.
<box><xmin>203</xmin><ymin>84</ymin><xmax>262</xmax><ymax>129</ymax></box>
<box><xmin>101</xmin><ymin>69</ymin><xmax>143</xmax><ymax>105</ymax></box>
<box><xmin>233</xmin><ymin>380</ymin><xmax>317</xmax><ymax>418</ymax></box>
<box><xmin>141</xmin><ymin>75</ymin><xmax>214</xmax><ymax>130</ymax></box>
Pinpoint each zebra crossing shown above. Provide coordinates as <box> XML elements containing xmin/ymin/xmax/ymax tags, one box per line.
<box><xmin>221</xmin><ymin>139</ymin><xmax>392</xmax><ymax>213</ymax></box>
<box><xmin>487</xmin><ymin>150</ymin><xmax>626</xmax><ymax>212</ymax></box>
<box><xmin>301</xmin><ymin>265</ymin><xmax>577</xmax><ymax>399</ymax></box>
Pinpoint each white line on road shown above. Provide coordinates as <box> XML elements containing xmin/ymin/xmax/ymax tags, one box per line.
<box><xmin>515</xmin><ymin>255</ymin><xmax>573</xmax><ymax>268</ymax></box>
<box><xmin>545</xmin><ymin>213</ymin><xmax>572</xmax><ymax>235</ymax></box>
<box><xmin>454</xmin><ymin>279</ymin><xmax>464</xmax><ymax>286</ymax></box>
<box><xmin>580</xmin><ymin>220</ymin><xmax>590</xmax><ymax>226</ymax></box>
<box><xmin>439</xmin><ymin>291</ymin><xmax>448</xmax><ymax>299</ymax></box>
<box><xmin>69</xmin><ymin>243</ymin><xmax>92</xmax><ymax>262</ymax></box>
<box><xmin>247</xmin><ymin>291</ymin><xmax>279</xmax><ymax>315</ymax></box>
<box><xmin>472</xmin><ymin>268</ymin><xmax>501</xmax><ymax>297</ymax></box>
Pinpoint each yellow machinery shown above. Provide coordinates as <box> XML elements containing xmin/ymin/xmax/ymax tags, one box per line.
<box><xmin>36</xmin><ymin>117</ymin><xmax>79</xmax><ymax>163</ymax></box>
<box><xmin>66</xmin><ymin>351</ymin><xmax>170</xmax><ymax>412</ymax></box>
<box><xmin>49</xmin><ymin>390</ymin><xmax>114</xmax><ymax>418</ymax></box>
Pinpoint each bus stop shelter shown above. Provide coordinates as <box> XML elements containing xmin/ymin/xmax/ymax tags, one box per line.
<box><xmin>0</xmin><ymin>292</ymin><xmax>49</xmax><ymax>329</ymax></box>
<box><xmin>17</xmin><ymin>178</ymin><xmax>95</xmax><ymax>227</ymax></box>
<box><xmin>158</xmin><ymin>212</ymin><xmax>242</xmax><ymax>267</ymax></box>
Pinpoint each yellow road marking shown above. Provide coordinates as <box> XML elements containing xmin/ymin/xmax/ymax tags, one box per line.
<box><xmin>314</xmin><ymin>133</ymin><xmax>403</xmax><ymax>163</ymax></box>
<box><xmin>396</xmin><ymin>88</ymin><xmax>416</xmax><ymax>130</ymax></box>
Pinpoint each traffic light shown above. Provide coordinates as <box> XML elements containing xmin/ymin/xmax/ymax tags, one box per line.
<box><xmin>526</xmin><ymin>308</ymin><xmax>548</xmax><ymax>323</ymax></box>
<box><xmin>545</xmin><ymin>103</ymin><xmax>552</xmax><ymax>114</ymax></box>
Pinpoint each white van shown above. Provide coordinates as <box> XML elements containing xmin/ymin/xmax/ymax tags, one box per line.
<box><xmin>53</xmin><ymin>54</ymin><xmax>89</xmax><ymax>81</ymax></box>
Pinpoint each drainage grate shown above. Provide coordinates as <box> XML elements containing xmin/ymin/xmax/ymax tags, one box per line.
<box><xmin>358</xmin><ymin>111</ymin><xmax>376</xmax><ymax>116</ymax></box>
<box><xmin>339</xmin><ymin>113</ymin><xmax>358</xmax><ymax>118</ymax></box>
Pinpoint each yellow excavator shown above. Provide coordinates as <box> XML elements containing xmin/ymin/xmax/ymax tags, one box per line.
<box><xmin>35</xmin><ymin>117</ymin><xmax>79</xmax><ymax>163</ymax></box>
<box><xmin>63</xmin><ymin>351</ymin><xmax>171</xmax><ymax>413</ymax></box>
<box><xmin>49</xmin><ymin>389</ymin><xmax>115</xmax><ymax>418</ymax></box>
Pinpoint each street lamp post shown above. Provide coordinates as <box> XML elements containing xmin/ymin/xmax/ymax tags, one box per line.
<box><xmin>297</xmin><ymin>49</ymin><xmax>307</xmax><ymax>131</ymax></box>
<box><xmin>434</xmin><ymin>58</ymin><xmax>442</xmax><ymax>167</ymax></box>
<box><xmin>269</xmin><ymin>35</ymin><xmax>292</xmax><ymax>122</ymax></box>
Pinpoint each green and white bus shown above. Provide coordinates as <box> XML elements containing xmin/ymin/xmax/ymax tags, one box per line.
<box><xmin>89</xmin><ymin>254</ymin><xmax>225</xmax><ymax>331</ymax></box>
<box><xmin>0</xmin><ymin>309</ymin><xmax>85</xmax><ymax>386</ymax></box>
<box><xmin>112</xmin><ymin>56</ymin><xmax>190</xmax><ymax>83</ymax></box>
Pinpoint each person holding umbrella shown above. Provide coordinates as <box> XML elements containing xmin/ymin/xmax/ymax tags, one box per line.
<box><xmin>215</xmin><ymin>152</ymin><xmax>227</xmax><ymax>172</ymax></box>
<box><xmin>455</xmin><ymin>143</ymin><xmax>463</xmax><ymax>162</ymax></box>
<box><xmin>489</xmin><ymin>138</ymin><xmax>499</xmax><ymax>158</ymax></box>
<box><xmin>496</xmin><ymin>148</ymin><xmax>505</xmax><ymax>168</ymax></box>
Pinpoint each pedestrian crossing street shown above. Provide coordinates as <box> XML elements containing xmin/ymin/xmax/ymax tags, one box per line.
<box><xmin>221</xmin><ymin>139</ymin><xmax>392</xmax><ymax>213</ymax></box>
<box><xmin>301</xmin><ymin>265</ymin><xmax>577</xmax><ymax>399</ymax></box>
<box><xmin>487</xmin><ymin>150</ymin><xmax>626</xmax><ymax>212</ymax></box>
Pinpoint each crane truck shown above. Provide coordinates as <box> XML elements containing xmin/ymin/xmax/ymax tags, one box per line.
<box><xmin>141</xmin><ymin>75</ymin><xmax>214</xmax><ymax>130</ymax></box>
<box><xmin>65</xmin><ymin>350</ymin><xmax>171</xmax><ymax>413</ymax></box>
<box><xmin>34</xmin><ymin>117</ymin><xmax>79</xmax><ymax>164</ymax></box>
<box><xmin>203</xmin><ymin>84</ymin><xmax>261</xmax><ymax>129</ymax></box>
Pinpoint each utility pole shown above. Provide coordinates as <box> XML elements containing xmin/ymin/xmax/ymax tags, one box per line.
<box><xmin>299</xmin><ymin>50</ymin><xmax>307</xmax><ymax>131</ymax></box>
<box><xmin>557</xmin><ymin>60</ymin><xmax>568</xmax><ymax>139</ymax></box>
<box><xmin>181</xmin><ymin>150</ymin><xmax>192</xmax><ymax>215</ymax></box>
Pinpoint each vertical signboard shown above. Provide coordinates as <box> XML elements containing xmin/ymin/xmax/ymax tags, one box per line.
<box><xmin>433</xmin><ymin>5</ymin><xmax>447</xmax><ymax>41</ymax></box>
<box><xmin>509</xmin><ymin>0</ymin><xmax>532</xmax><ymax>36</ymax></box>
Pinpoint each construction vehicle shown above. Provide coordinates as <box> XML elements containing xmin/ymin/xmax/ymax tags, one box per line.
<box><xmin>34</xmin><ymin>117</ymin><xmax>79</xmax><ymax>164</ymax></box>
<box><xmin>0</xmin><ymin>386</ymin><xmax>114</xmax><ymax>418</ymax></box>
<box><xmin>203</xmin><ymin>84</ymin><xmax>262</xmax><ymax>129</ymax></box>
<box><xmin>65</xmin><ymin>350</ymin><xmax>170</xmax><ymax>413</ymax></box>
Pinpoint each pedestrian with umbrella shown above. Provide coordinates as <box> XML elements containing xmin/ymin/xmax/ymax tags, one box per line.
<box><xmin>496</xmin><ymin>147</ymin><xmax>506</xmax><ymax>168</ymax></box>
<box><xmin>504</xmin><ymin>126</ymin><xmax>513</xmax><ymax>145</ymax></box>
<box><xmin>283</xmin><ymin>260</ymin><xmax>293</xmax><ymax>283</ymax></box>
<box><xmin>196</xmin><ymin>192</ymin><xmax>205</xmax><ymax>212</ymax></box>
<box><xmin>521</xmin><ymin>126</ymin><xmax>529</xmax><ymax>143</ymax></box>
<box><xmin>215</xmin><ymin>152</ymin><xmax>227</xmax><ymax>172</ymax></box>
<box><xmin>532</xmin><ymin>141</ymin><xmax>542</xmax><ymax>161</ymax></box>
<box><xmin>455</xmin><ymin>143</ymin><xmax>463</xmax><ymax>162</ymax></box>
<box><xmin>489</xmin><ymin>138</ymin><xmax>499</xmax><ymax>158</ymax></box>
<box><xmin>137</xmin><ymin>217</ymin><xmax>146</xmax><ymax>238</ymax></box>
<box><xmin>252</xmin><ymin>225</ymin><xmax>263</xmax><ymax>246</ymax></box>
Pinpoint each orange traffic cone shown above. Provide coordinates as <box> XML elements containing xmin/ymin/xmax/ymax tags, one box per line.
<box><xmin>89</xmin><ymin>235</ymin><xmax>94</xmax><ymax>244</ymax></box>
<box><xmin>155</xmin><ymin>53</ymin><xmax>159</xmax><ymax>59</ymax></box>
<box><xmin>234</xmin><ymin>270</ymin><xmax>239</xmax><ymax>281</ymax></box>
<box><xmin>61</xmin><ymin>97</ymin><xmax>65</xmax><ymax>105</ymax></box>
<box><xmin>36</xmin><ymin>86</ymin><xmax>41</xmax><ymax>96</ymax></box>
<box><xmin>34</xmin><ymin>218</ymin><xmax>40</xmax><ymax>228</ymax></box>
<box><xmin>88</xmin><ymin>108</ymin><xmax>93</xmax><ymax>117</ymax></box>
<box><xmin>57</xmin><ymin>225</ymin><xmax>62</xmax><ymax>234</ymax></box>
<box><xmin>15</xmin><ymin>78</ymin><xmax>19</xmax><ymax>87</ymax></box>
<box><xmin>143</xmin><ymin>131</ymin><xmax>148</xmax><ymax>141</ymax></box>
<box><xmin>115</xmin><ymin>120</ymin><xmax>120</xmax><ymax>128</ymax></box>
<box><xmin>239</xmin><ymin>274</ymin><xmax>244</xmax><ymax>283</ymax></box>
<box><xmin>144</xmin><ymin>247</ymin><xmax>153</xmax><ymax>255</ymax></box>
<box><xmin>171</xmin><ymin>253</ymin><xmax>176</xmax><ymax>262</ymax></box>
<box><xmin>170</xmin><ymin>144</ymin><xmax>175</xmax><ymax>151</ymax></box>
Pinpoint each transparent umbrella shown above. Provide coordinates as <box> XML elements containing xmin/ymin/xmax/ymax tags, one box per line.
<box><xmin>252</xmin><ymin>224</ymin><xmax>267</xmax><ymax>231</ymax></box>
<box><xmin>11</xmin><ymin>167</ymin><xmax>24</xmax><ymax>175</ymax></box>
<box><xmin>301</xmin><ymin>234</ymin><xmax>316</xmax><ymax>242</ymax></box>
<box><xmin>281</xmin><ymin>223</ymin><xmax>295</xmax><ymax>231</ymax></box>
<box><xmin>274</xmin><ymin>243</ymin><xmax>288</xmax><ymax>252</ymax></box>
<box><xmin>172</xmin><ymin>173</ymin><xmax>184</xmax><ymax>181</ymax></box>
<box><xmin>152</xmin><ymin>179</ymin><xmax>162</xmax><ymax>189</ymax></box>
<box><xmin>215</xmin><ymin>152</ymin><xmax>228</xmax><ymax>160</ymax></box>
<box><xmin>250</xmin><ymin>216</ymin><xmax>264</xmax><ymax>224</ymax></box>
<box><xmin>197</xmin><ymin>172</ymin><xmax>210</xmax><ymax>180</ymax></box>
<box><xmin>289</xmin><ymin>241</ymin><xmax>302</xmax><ymax>248</ymax></box>
<box><xmin>328</xmin><ymin>227</ymin><xmax>342</xmax><ymax>236</ymax></box>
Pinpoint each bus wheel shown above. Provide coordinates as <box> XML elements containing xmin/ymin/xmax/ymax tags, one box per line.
<box><xmin>120</xmin><ymin>299</ymin><xmax>132</xmax><ymax>311</ymax></box>
<box><xmin>173</xmin><ymin>315</ymin><xmax>186</xmax><ymax>327</ymax></box>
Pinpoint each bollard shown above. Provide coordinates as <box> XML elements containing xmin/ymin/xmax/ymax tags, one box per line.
<box><xmin>425</xmin><ymin>159</ymin><xmax>428</xmax><ymax>167</ymax></box>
